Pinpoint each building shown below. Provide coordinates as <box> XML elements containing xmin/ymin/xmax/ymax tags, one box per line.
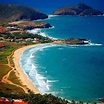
<box><xmin>0</xmin><ymin>44</ymin><xmax>4</xmax><ymax>48</ymax></box>
<box><xmin>0</xmin><ymin>97</ymin><xmax>27</xmax><ymax>104</ymax></box>
<box><xmin>7</xmin><ymin>27</ymin><xmax>19</xmax><ymax>31</ymax></box>
<box><xmin>0</xmin><ymin>29</ymin><xmax>5</xmax><ymax>33</ymax></box>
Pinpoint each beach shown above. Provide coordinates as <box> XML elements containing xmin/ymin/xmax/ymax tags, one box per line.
<box><xmin>13</xmin><ymin>44</ymin><xmax>42</xmax><ymax>94</ymax></box>
<box><xmin>12</xmin><ymin>15</ymin><xmax>104</xmax><ymax>101</ymax></box>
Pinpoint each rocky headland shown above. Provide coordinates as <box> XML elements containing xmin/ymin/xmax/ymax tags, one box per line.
<box><xmin>53</xmin><ymin>38</ymin><xmax>90</xmax><ymax>45</ymax></box>
<box><xmin>0</xmin><ymin>4</ymin><xmax>48</xmax><ymax>23</ymax></box>
<box><xmin>9</xmin><ymin>21</ymin><xmax>52</xmax><ymax>30</ymax></box>
<box><xmin>53</xmin><ymin>3</ymin><xmax>103</xmax><ymax>16</ymax></box>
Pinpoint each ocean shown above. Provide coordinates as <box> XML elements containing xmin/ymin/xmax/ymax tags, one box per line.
<box><xmin>20</xmin><ymin>15</ymin><xmax>104</xmax><ymax>102</ymax></box>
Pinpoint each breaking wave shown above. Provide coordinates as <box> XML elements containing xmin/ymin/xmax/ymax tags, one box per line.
<box><xmin>20</xmin><ymin>44</ymin><xmax>59</xmax><ymax>94</ymax></box>
<box><xmin>27</xmin><ymin>28</ymin><xmax>57</xmax><ymax>40</ymax></box>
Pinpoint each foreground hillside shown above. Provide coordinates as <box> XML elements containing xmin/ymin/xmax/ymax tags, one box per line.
<box><xmin>0</xmin><ymin>4</ymin><xmax>48</xmax><ymax>23</ymax></box>
<box><xmin>53</xmin><ymin>3</ymin><xmax>103</xmax><ymax>16</ymax></box>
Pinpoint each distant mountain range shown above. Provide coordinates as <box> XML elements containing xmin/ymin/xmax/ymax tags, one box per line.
<box><xmin>53</xmin><ymin>3</ymin><xmax>103</xmax><ymax>16</ymax></box>
<box><xmin>0</xmin><ymin>4</ymin><xmax>48</xmax><ymax>23</ymax></box>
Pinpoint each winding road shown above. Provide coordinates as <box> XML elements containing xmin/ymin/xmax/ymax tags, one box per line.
<box><xmin>1</xmin><ymin>50</ymin><xmax>28</xmax><ymax>93</ymax></box>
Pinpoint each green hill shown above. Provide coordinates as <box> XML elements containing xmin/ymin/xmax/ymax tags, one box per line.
<box><xmin>0</xmin><ymin>4</ymin><xmax>48</xmax><ymax>23</ymax></box>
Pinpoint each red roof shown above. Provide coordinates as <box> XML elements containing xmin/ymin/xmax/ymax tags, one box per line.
<box><xmin>14</xmin><ymin>101</ymin><xmax>27</xmax><ymax>104</ymax></box>
<box><xmin>0</xmin><ymin>29</ymin><xmax>5</xmax><ymax>33</ymax></box>
<box><xmin>0</xmin><ymin>44</ymin><xmax>4</xmax><ymax>48</ymax></box>
<box><xmin>0</xmin><ymin>98</ymin><xmax>27</xmax><ymax>104</ymax></box>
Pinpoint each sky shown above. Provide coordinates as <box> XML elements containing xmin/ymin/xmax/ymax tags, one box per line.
<box><xmin>0</xmin><ymin>0</ymin><xmax>104</xmax><ymax>14</ymax></box>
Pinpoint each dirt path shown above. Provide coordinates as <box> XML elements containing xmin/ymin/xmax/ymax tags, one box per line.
<box><xmin>1</xmin><ymin>50</ymin><xmax>28</xmax><ymax>93</ymax></box>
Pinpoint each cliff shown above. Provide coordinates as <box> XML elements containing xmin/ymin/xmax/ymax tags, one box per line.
<box><xmin>0</xmin><ymin>4</ymin><xmax>48</xmax><ymax>23</ymax></box>
<box><xmin>53</xmin><ymin>3</ymin><xmax>103</xmax><ymax>16</ymax></box>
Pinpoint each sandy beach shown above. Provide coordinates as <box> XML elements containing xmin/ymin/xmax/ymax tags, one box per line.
<box><xmin>13</xmin><ymin>44</ymin><xmax>42</xmax><ymax>94</ymax></box>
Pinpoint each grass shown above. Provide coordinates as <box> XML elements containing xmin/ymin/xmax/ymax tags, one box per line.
<box><xmin>8</xmin><ymin>71</ymin><xmax>23</xmax><ymax>86</ymax></box>
<box><xmin>0</xmin><ymin>42</ymin><xmax>24</xmax><ymax>64</ymax></box>
<box><xmin>0</xmin><ymin>65</ymin><xmax>11</xmax><ymax>81</ymax></box>
<box><xmin>0</xmin><ymin>42</ymin><xmax>26</xmax><ymax>94</ymax></box>
<box><xmin>9</xmin><ymin>55</ymin><xmax>14</xmax><ymax>67</ymax></box>
<box><xmin>0</xmin><ymin>82</ymin><xmax>25</xmax><ymax>94</ymax></box>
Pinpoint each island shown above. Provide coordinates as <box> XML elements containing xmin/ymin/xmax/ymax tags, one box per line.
<box><xmin>53</xmin><ymin>3</ymin><xmax>103</xmax><ymax>16</ymax></box>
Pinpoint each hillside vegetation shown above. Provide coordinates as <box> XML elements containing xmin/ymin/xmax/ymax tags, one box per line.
<box><xmin>0</xmin><ymin>4</ymin><xmax>48</xmax><ymax>23</ymax></box>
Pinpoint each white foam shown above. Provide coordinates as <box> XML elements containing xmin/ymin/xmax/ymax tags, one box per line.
<box><xmin>67</xmin><ymin>42</ymin><xmax>103</xmax><ymax>47</ymax></box>
<box><xmin>47</xmin><ymin>15</ymin><xmax>59</xmax><ymax>20</ymax></box>
<box><xmin>27</xmin><ymin>28</ymin><xmax>57</xmax><ymax>40</ymax></box>
<box><xmin>38</xmin><ymin>31</ymin><xmax>57</xmax><ymax>40</ymax></box>
<box><xmin>27</xmin><ymin>63</ymin><xmax>50</xmax><ymax>93</ymax></box>
<box><xmin>20</xmin><ymin>44</ymin><xmax>59</xmax><ymax>93</ymax></box>
<box><xmin>39</xmin><ymin>32</ymin><xmax>47</xmax><ymax>37</ymax></box>
<box><xmin>20</xmin><ymin>42</ymin><xmax>103</xmax><ymax>94</ymax></box>
<box><xmin>33</xmin><ymin>17</ymin><xmax>50</xmax><ymax>21</ymax></box>
<box><xmin>48</xmin><ymin>15</ymin><xmax>58</xmax><ymax>18</ymax></box>
<box><xmin>58</xmin><ymin>48</ymin><xmax>64</xmax><ymax>50</ymax></box>
<box><xmin>30</xmin><ymin>53</ymin><xmax>34</xmax><ymax>58</ymax></box>
<box><xmin>27</xmin><ymin>28</ymin><xmax>41</xmax><ymax>34</ymax></box>
<box><xmin>88</xmin><ymin>42</ymin><xmax>102</xmax><ymax>46</ymax></box>
<box><xmin>49</xmin><ymin>26</ymin><xmax>55</xmax><ymax>29</ymax></box>
<box><xmin>20</xmin><ymin>52</ymin><xmax>60</xmax><ymax>95</ymax></box>
<box><xmin>29</xmin><ymin>44</ymin><xmax>57</xmax><ymax>54</ymax></box>
<box><xmin>47</xmin><ymin>80</ymin><xmax>59</xmax><ymax>83</ymax></box>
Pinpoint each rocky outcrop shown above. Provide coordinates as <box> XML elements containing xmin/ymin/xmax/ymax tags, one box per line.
<box><xmin>0</xmin><ymin>4</ymin><xmax>48</xmax><ymax>23</ymax></box>
<box><xmin>9</xmin><ymin>21</ymin><xmax>52</xmax><ymax>30</ymax></box>
<box><xmin>65</xmin><ymin>38</ymin><xmax>90</xmax><ymax>45</ymax></box>
<box><xmin>53</xmin><ymin>3</ymin><xmax>103</xmax><ymax>16</ymax></box>
<box><xmin>53</xmin><ymin>38</ymin><xmax>90</xmax><ymax>45</ymax></box>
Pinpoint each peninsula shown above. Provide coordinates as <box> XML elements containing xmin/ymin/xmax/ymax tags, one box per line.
<box><xmin>53</xmin><ymin>38</ymin><xmax>90</xmax><ymax>45</ymax></box>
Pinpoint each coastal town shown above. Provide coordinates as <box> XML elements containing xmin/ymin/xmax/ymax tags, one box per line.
<box><xmin>0</xmin><ymin>21</ymin><xmax>53</xmax><ymax>44</ymax></box>
<box><xmin>0</xmin><ymin>20</ymin><xmax>91</xmax><ymax>46</ymax></box>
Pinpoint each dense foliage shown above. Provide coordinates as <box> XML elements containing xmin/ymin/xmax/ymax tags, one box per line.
<box><xmin>0</xmin><ymin>91</ymin><xmax>70</xmax><ymax>104</ymax></box>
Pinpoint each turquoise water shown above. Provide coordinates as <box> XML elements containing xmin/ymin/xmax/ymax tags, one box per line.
<box><xmin>20</xmin><ymin>16</ymin><xmax>104</xmax><ymax>102</ymax></box>
<box><xmin>42</xmin><ymin>15</ymin><xmax>104</xmax><ymax>44</ymax></box>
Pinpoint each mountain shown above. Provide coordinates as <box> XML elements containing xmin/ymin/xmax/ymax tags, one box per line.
<box><xmin>0</xmin><ymin>4</ymin><xmax>48</xmax><ymax>23</ymax></box>
<box><xmin>53</xmin><ymin>3</ymin><xmax>103</xmax><ymax>16</ymax></box>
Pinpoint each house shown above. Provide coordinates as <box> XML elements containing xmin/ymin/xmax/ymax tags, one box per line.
<box><xmin>0</xmin><ymin>97</ymin><xmax>27</xmax><ymax>104</ymax></box>
<box><xmin>7</xmin><ymin>27</ymin><xmax>19</xmax><ymax>31</ymax></box>
<box><xmin>0</xmin><ymin>44</ymin><xmax>4</xmax><ymax>48</ymax></box>
<box><xmin>0</xmin><ymin>97</ymin><xmax>13</xmax><ymax>104</ymax></box>
<box><xmin>13</xmin><ymin>99</ymin><xmax>27</xmax><ymax>104</ymax></box>
<box><xmin>0</xmin><ymin>29</ymin><xmax>5</xmax><ymax>33</ymax></box>
<box><xmin>7</xmin><ymin>24</ymin><xmax>17</xmax><ymax>27</ymax></box>
<box><xmin>34</xmin><ymin>38</ymin><xmax>39</xmax><ymax>41</ymax></box>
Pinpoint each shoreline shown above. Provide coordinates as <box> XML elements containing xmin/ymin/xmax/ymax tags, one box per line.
<box><xmin>13</xmin><ymin>44</ymin><xmax>43</xmax><ymax>94</ymax></box>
